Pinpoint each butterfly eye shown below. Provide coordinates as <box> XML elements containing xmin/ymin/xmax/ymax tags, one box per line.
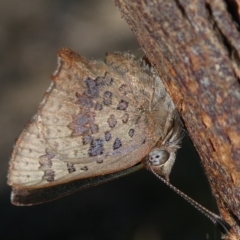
<box><xmin>149</xmin><ymin>149</ymin><xmax>170</xmax><ymax>166</ymax></box>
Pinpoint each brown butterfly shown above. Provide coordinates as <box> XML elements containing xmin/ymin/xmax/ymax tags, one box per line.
<box><xmin>8</xmin><ymin>48</ymin><xmax>180</xmax><ymax>204</ymax></box>
<box><xmin>7</xmin><ymin>48</ymin><xmax>230</xmax><ymax>233</ymax></box>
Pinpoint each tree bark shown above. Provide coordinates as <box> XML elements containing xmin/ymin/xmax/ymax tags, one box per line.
<box><xmin>115</xmin><ymin>0</ymin><xmax>240</xmax><ymax>239</ymax></box>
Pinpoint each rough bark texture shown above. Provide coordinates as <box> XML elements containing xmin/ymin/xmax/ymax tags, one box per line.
<box><xmin>115</xmin><ymin>0</ymin><xmax>240</xmax><ymax>239</ymax></box>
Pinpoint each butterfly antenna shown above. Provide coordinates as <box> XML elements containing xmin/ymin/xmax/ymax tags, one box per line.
<box><xmin>150</xmin><ymin>169</ymin><xmax>231</xmax><ymax>234</ymax></box>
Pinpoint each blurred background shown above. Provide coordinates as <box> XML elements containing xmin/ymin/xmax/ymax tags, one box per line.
<box><xmin>0</xmin><ymin>0</ymin><xmax>222</xmax><ymax>239</ymax></box>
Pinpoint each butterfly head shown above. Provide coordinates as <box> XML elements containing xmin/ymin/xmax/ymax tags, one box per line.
<box><xmin>145</xmin><ymin>113</ymin><xmax>183</xmax><ymax>181</ymax></box>
<box><xmin>146</xmin><ymin>147</ymin><xmax>176</xmax><ymax>181</ymax></box>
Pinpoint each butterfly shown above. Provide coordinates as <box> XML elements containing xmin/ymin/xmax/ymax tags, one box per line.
<box><xmin>8</xmin><ymin>48</ymin><xmax>181</xmax><ymax>205</ymax></box>
<box><xmin>7</xmin><ymin>48</ymin><xmax>230</xmax><ymax>233</ymax></box>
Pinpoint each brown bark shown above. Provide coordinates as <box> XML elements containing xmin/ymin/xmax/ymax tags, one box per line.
<box><xmin>114</xmin><ymin>0</ymin><xmax>240</xmax><ymax>239</ymax></box>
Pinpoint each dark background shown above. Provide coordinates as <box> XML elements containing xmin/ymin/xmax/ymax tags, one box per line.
<box><xmin>1</xmin><ymin>1</ymin><xmax>222</xmax><ymax>239</ymax></box>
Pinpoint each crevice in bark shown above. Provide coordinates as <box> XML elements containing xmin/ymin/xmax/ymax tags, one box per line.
<box><xmin>208</xmin><ymin>138</ymin><xmax>217</xmax><ymax>152</ymax></box>
<box><xmin>224</xmin><ymin>0</ymin><xmax>240</xmax><ymax>29</ymax></box>
<box><xmin>206</xmin><ymin>2</ymin><xmax>240</xmax><ymax>85</ymax></box>
<box><xmin>175</xmin><ymin>0</ymin><xmax>187</xmax><ymax>19</ymax></box>
<box><xmin>206</xmin><ymin>3</ymin><xmax>233</xmax><ymax>58</ymax></box>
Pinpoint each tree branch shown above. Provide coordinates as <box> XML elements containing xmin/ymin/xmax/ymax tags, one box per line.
<box><xmin>115</xmin><ymin>0</ymin><xmax>240</xmax><ymax>239</ymax></box>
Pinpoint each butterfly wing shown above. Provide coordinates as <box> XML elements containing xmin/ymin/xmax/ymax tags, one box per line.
<box><xmin>8</xmin><ymin>49</ymin><xmax>166</xmax><ymax>205</ymax></box>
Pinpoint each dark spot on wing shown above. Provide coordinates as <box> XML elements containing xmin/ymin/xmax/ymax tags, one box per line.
<box><xmin>117</xmin><ymin>100</ymin><xmax>128</xmax><ymax>110</ymax></box>
<box><xmin>105</xmin><ymin>131</ymin><xmax>111</xmax><ymax>141</ymax></box>
<box><xmin>81</xmin><ymin>166</ymin><xmax>88</xmax><ymax>171</ymax></box>
<box><xmin>113</xmin><ymin>138</ymin><xmax>122</xmax><ymax>150</ymax></box>
<box><xmin>103</xmin><ymin>91</ymin><xmax>113</xmax><ymax>106</ymax></box>
<box><xmin>122</xmin><ymin>113</ymin><xmax>129</xmax><ymax>123</ymax></box>
<box><xmin>107</xmin><ymin>114</ymin><xmax>117</xmax><ymax>128</ymax></box>
<box><xmin>88</xmin><ymin>138</ymin><xmax>104</xmax><ymax>156</ymax></box>
<box><xmin>128</xmin><ymin>129</ymin><xmax>134</xmax><ymax>138</ymax></box>
<box><xmin>84</xmin><ymin>78</ymin><xmax>99</xmax><ymax>98</ymax></box>
<box><xmin>67</xmin><ymin>162</ymin><xmax>76</xmax><ymax>173</ymax></box>
<box><xmin>75</xmin><ymin>114</ymin><xmax>89</xmax><ymax>125</ymax></box>
<box><xmin>42</xmin><ymin>169</ymin><xmax>55</xmax><ymax>182</ymax></box>
<box><xmin>38</xmin><ymin>149</ymin><xmax>55</xmax><ymax>170</ymax></box>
